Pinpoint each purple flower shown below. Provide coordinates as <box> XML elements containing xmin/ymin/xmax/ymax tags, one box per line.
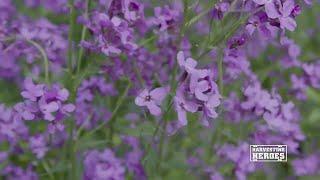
<box><xmin>83</xmin><ymin>149</ymin><xmax>125</xmax><ymax>180</ymax></box>
<box><xmin>21</xmin><ymin>78</ymin><xmax>44</xmax><ymax>101</ymax></box>
<box><xmin>211</xmin><ymin>2</ymin><xmax>230</xmax><ymax>20</ymax></box>
<box><xmin>174</xmin><ymin>88</ymin><xmax>198</xmax><ymax>126</ymax></box>
<box><xmin>173</xmin><ymin>51</ymin><xmax>221</xmax><ymax>128</ymax></box>
<box><xmin>218</xmin><ymin>143</ymin><xmax>258</xmax><ymax>180</ymax></box>
<box><xmin>81</xmin><ymin>11</ymin><xmax>138</xmax><ymax>57</ymax></box>
<box><xmin>194</xmin><ymin>74</ymin><xmax>213</xmax><ymax>101</ymax></box>
<box><xmin>2</xmin><ymin>165</ymin><xmax>38</xmax><ymax>180</ymax></box>
<box><xmin>39</xmin><ymin>97</ymin><xmax>59</xmax><ymax>121</ymax></box>
<box><xmin>122</xmin><ymin>136</ymin><xmax>146</xmax><ymax>179</ymax></box>
<box><xmin>177</xmin><ymin>51</ymin><xmax>197</xmax><ymax>74</ymax></box>
<box><xmin>166</xmin><ymin>119</ymin><xmax>186</xmax><ymax>136</ymax></box>
<box><xmin>241</xmin><ymin>83</ymin><xmax>279</xmax><ymax>116</ymax></box>
<box><xmin>29</xmin><ymin>134</ymin><xmax>48</xmax><ymax>159</ymax></box>
<box><xmin>292</xmin><ymin>154</ymin><xmax>320</xmax><ymax>176</ymax></box>
<box><xmin>135</xmin><ymin>87</ymin><xmax>169</xmax><ymax>116</ymax></box>
<box><xmin>152</xmin><ymin>5</ymin><xmax>180</xmax><ymax>32</ymax></box>
<box><xmin>246</xmin><ymin>13</ymin><xmax>271</xmax><ymax>37</ymax></box>
<box><xmin>0</xmin><ymin>104</ymin><xmax>29</xmax><ymax>145</ymax></box>
<box><xmin>18</xmin><ymin>79</ymin><xmax>75</xmax><ymax>133</ymax></box>
<box><xmin>201</xmin><ymin>94</ymin><xmax>221</xmax><ymax>126</ymax></box>
<box><xmin>108</xmin><ymin>0</ymin><xmax>145</xmax><ymax>22</ymax></box>
<box><xmin>254</xmin><ymin>0</ymin><xmax>297</xmax><ymax>31</ymax></box>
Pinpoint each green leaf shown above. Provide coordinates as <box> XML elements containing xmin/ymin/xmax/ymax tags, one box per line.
<box><xmin>117</xmin><ymin>121</ymin><xmax>156</xmax><ymax>137</ymax></box>
<box><xmin>306</xmin><ymin>88</ymin><xmax>320</xmax><ymax>104</ymax></box>
<box><xmin>308</xmin><ymin>109</ymin><xmax>320</xmax><ymax>123</ymax></box>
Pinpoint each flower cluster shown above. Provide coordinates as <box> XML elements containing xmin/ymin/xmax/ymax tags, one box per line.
<box><xmin>0</xmin><ymin>104</ymin><xmax>28</xmax><ymax>145</ymax></box>
<box><xmin>218</xmin><ymin>143</ymin><xmax>258</xmax><ymax>180</ymax></box>
<box><xmin>17</xmin><ymin>78</ymin><xmax>75</xmax><ymax>133</ymax></box>
<box><xmin>253</xmin><ymin>0</ymin><xmax>300</xmax><ymax>31</ymax></box>
<box><xmin>0</xmin><ymin>0</ymin><xmax>319</xmax><ymax>179</ymax></box>
<box><xmin>1</xmin><ymin>165</ymin><xmax>38</xmax><ymax>180</ymax></box>
<box><xmin>291</xmin><ymin>61</ymin><xmax>320</xmax><ymax>100</ymax></box>
<box><xmin>174</xmin><ymin>51</ymin><xmax>221</xmax><ymax>127</ymax></box>
<box><xmin>151</xmin><ymin>5</ymin><xmax>181</xmax><ymax>32</ymax></box>
<box><xmin>292</xmin><ymin>154</ymin><xmax>320</xmax><ymax>176</ymax></box>
<box><xmin>80</xmin><ymin>11</ymin><xmax>138</xmax><ymax>56</ymax></box>
<box><xmin>83</xmin><ymin>149</ymin><xmax>125</xmax><ymax>180</ymax></box>
<box><xmin>28</xmin><ymin>134</ymin><xmax>48</xmax><ymax>159</ymax></box>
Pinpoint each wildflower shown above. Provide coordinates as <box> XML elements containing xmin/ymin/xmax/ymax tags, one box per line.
<box><xmin>2</xmin><ymin>165</ymin><xmax>38</xmax><ymax>180</ymax></box>
<box><xmin>292</xmin><ymin>154</ymin><xmax>320</xmax><ymax>176</ymax></box>
<box><xmin>177</xmin><ymin>51</ymin><xmax>197</xmax><ymax>74</ymax></box>
<box><xmin>29</xmin><ymin>134</ymin><xmax>48</xmax><ymax>159</ymax></box>
<box><xmin>83</xmin><ymin>149</ymin><xmax>125</xmax><ymax>180</ymax></box>
<box><xmin>135</xmin><ymin>87</ymin><xmax>169</xmax><ymax>116</ymax></box>
<box><xmin>254</xmin><ymin>0</ymin><xmax>297</xmax><ymax>31</ymax></box>
<box><xmin>174</xmin><ymin>88</ymin><xmax>198</xmax><ymax>126</ymax></box>
<box><xmin>21</xmin><ymin>78</ymin><xmax>44</xmax><ymax>102</ymax></box>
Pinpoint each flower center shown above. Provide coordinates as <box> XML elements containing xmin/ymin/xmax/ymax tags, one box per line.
<box><xmin>145</xmin><ymin>95</ymin><xmax>152</xmax><ymax>101</ymax></box>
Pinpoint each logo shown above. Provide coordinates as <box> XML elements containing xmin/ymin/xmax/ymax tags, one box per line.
<box><xmin>250</xmin><ymin>145</ymin><xmax>287</xmax><ymax>162</ymax></box>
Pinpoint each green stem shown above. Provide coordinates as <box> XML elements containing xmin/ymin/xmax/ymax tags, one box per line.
<box><xmin>133</xmin><ymin>61</ymin><xmax>145</xmax><ymax>86</ymax></box>
<box><xmin>80</xmin><ymin>80</ymin><xmax>132</xmax><ymax>139</ymax></box>
<box><xmin>156</xmin><ymin>120</ymin><xmax>167</xmax><ymax>171</ymax></box>
<box><xmin>67</xmin><ymin>1</ymin><xmax>77</xmax><ymax>179</ymax></box>
<box><xmin>217</xmin><ymin>47</ymin><xmax>224</xmax><ymax>96</ymax></box>
<box><xmin>26</xmin><ymin>39</ymin><xmax>50</xmax><ymax>84</ymax></box>
<box><xmin>156</xmin><ymin>0</ymin><xmax>189</xmax><ymax>173</ymax></box>
<box><xmin>68</xmin><ymin>0</ymin><xmax>76</xmax><ymax>73</ymax></box>
<box><xmin>208</xmin><ymin>47</ymin><xmax>224</xmax><ymax>158</ymax></box>
<box><xmin>142</xmin><ymin>100</ymin><xmax>174</xmax><ymax>163</ymax></box>
<box><xmin>41</xmin><ymin>160</ymin><xmax>54</xmax><ymax>180</ymax></box>
<box><xmin>69</xmin><ymin>119</ymin><xmax>77</xmax><ymax>180</ymax></box>
<box><xmin>77</xmin><ymin>0</ymin><xmax>90</xmax><ymax>74</ymax></box>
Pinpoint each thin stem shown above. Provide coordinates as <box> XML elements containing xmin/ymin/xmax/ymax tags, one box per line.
<box><xmin>208</xmin><ymin>47</ymin><xmax>224</xmax><ymax>157</ymax></box>
<box><xmin>156</xmin><ymin>0</ymin><xmax>189</xmax><ymax>172</ymax></box>
<box><xmin>41</xmin><ymin>160</ymin><xmax>54</xmax><ymax>180</ymax></box>
<box><xmin>217</xmin><ymin>47</ymin><xmax>224</xmax><ymax>96</ymax></box>
<box><xmin>80</xmin><ymin>80</ymin><xmax>132</xmax><ymax>139</ymax></box>
<box><xmin>68</xmin><ymin>0</ymin><xmax>76</xmax><ymax>73</ymax></box>
<box><xmin>142</xmin><ymin>101</ymin><xmax>173</xmax><ymax>164</ymax></box>
<box><xmin>68</xmin><ymin>119</ymin><xmax>77</xmax><ymax>180</ymax></box>
<box><xmin>0</xmin><ymin>36</ymin><xmax>16</xmax><ymax>42</ymax></box>
<box><xmin>26</xmin><ymin>39</ymin><xmax>50</xmax><ymax>84</ymax></box>
<box><xmin>2</xmin><ymin>37</ymin><xmax>50</xmax><ymax>84</ymax></box>
<box><xmin>156</xmin><ymin>120</ymin><xmax>167</xmax><ymax>170</ymax></box>
<box><xmin>197</xmin><ymin>7</ymin><xmax>264</xmax><ymax>60</ymax></box>
<box><xmin>133</xmin><ymin>60</ymin><xmax>145</xmax><ymax>87</ymax></box>
<box><xmin>67</xmin><ymin>1</ymin><xmax>77</xmax><ymax>179</ymax></box>
<box><xmin>77</xmin><ymin>0</ymin><xmax>90</xmax><ymax>74</ymax></box>
<box><xmin>154</xmin><ymin>0</ymin><xmax>190</xmax><ymax>119</ymax></box>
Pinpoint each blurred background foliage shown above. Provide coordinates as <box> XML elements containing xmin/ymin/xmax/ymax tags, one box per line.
<box><xmin>0</xmin><ymin>0</ymin><xmax>319</xmax><ymax>179</ymax></box>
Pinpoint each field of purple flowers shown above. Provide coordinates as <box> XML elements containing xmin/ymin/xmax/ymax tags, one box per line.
<box><xmin>0</xmin><ymin>0</ymin><xmax>320</xmax><ymax>179</ymax></box>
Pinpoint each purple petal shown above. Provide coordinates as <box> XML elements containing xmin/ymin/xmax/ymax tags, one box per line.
<box><xmin>265</xmin><ymin>1</ymin><xmax>281</xmax><ymax>19</ymax></box>
<box><xmin>146</xmin><ymin>103</ymin><xmax>161</xmax><ymax>116</ymax></box>
<box><xmin>282</xmin><ymin>0</ymin><xmax>295</xmax><ymax>17</ymax></box>
<box><xmin>42</xmin><ymin>102</ymin><xmax>59</xmax><ymax>113</ymax></box>
<box><xmin>177</xmin><ymin>51</ymin><xmax>185</xmax><ymax>67</ymax></box>
<box><xmin>58</xmin><ymin>89</ymin><xmax>69</xmax><ymax>101</ymax></box>
<box><xmin>63</xmin><ymin>104</ymin><xmax>75</xmax><ymax>113</ymax></box>
<box><xmin>150</xmin><ymin>87</ymin><xmax>169</xmax><ymax>104</ymax></box>
<box><xmin>246</xmin><ymin>24</ymin><xmax>256</xmax><ymax>35</ymax></box>
<box><xmin>279</xmin><ymin>17</ymin><xmax>297</xmax><ymax>31</ymax></box>
<box><xmin>135</xmin><ymin>89</ymin><xmax>149</xmax><ymax>106</ymax></box>
<box><xmin>252</xmin><ymin>0</ymin><xmax>270</xmax><ymax>5</ymax></box>
<box><xmin>177</xmin><ymin>110</ymin><xmax>187</xmax><ymax>126</ymax></box>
